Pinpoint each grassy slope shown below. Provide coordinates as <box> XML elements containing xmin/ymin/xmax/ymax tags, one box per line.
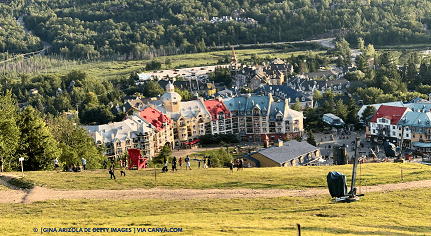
<box><xmin>12</xmin><ymin>163</ymin><xmax>431</xmax><ymax>190</ymax></box>
<box><xmin>1</xmin><ymin>188</ymin><xmax>430</xmax><ymax>236</ymax></box>
<box><xmin>35</xmin><ymin>48</ymin><xmax>322</xmax><ymax>80</ymax></box>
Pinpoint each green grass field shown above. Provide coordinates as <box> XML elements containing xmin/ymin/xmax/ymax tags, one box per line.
<box><xmin>1</xmin><ymin>188</ymin><xmax>430</xmax><ymax>236</ymax></box>
<box><xmin>11</xmin><ymin>48</ymin><xmax>324</xmax><ymax>80</ymax></box>
<box><xmin>10</xmin><ymin>163</ymin><xmax>431</xmax><ymax>190</ymax></box>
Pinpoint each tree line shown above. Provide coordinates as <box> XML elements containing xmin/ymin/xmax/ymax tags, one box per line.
<box><xmin>0</xmin><ymin>91</ymin><xmax>104</xmax><ymax>172</ymax></box>
<box><xmin>0</xmin><ymin>0</ymin><xmax>429</xmax><ymax>59</ymax></box>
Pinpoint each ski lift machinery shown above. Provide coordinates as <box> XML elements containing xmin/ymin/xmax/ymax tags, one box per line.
<box><xmin>328</xmin><ymin>136</ymin><xmax>365</xmax><ymax>202</ymax></box>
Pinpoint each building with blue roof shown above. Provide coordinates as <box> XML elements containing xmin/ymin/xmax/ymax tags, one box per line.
<box><xmin>223</xmin><ymin>93</ymin><xmax>303</xmax><ymax>142</ymax></box>
<box><xmin>398</xmin><ymin>110</ymin><xmax>431</xmax><ymax>149</ymax></box>
<box><xmin>258</xmin><ymin>85</ymin><xmax>313</xmax><ymax>107</ymax></box>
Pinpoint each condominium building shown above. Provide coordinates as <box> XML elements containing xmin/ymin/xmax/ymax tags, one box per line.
<box><xmin>223</xmin><ymin>93</ymin><xmax>303</xmax><ymax>142</ymax></box>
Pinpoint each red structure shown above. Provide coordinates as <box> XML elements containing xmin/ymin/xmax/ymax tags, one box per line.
<box><xmin>204</xmin><ymin>99</ymin><xmax>231</xmax><ymax>121</ymax></box>
<box><xmin>139</xmin><ymin>107</ymin><xmax>172</xmax><ymax>131</ymax></box>
<box><xmin>128</xmin><ymin>149</ymin><xmax>147</xmax><ymax>170</ymax></box>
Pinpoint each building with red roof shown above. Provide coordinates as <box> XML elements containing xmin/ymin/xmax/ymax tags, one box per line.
<box><xmin>204</xmin><ymin>98</ymin><xmax>232</xmax><ymax>134</ymax></box>
<box><xmin>138</xmin><ymin>106</ymin><xmax>174</xmax><ymax>151</ymax></box>
<box><xmin>367</xmin><ymin>105</ymin><xmax>410</xmax><ymax>144</ymax></box>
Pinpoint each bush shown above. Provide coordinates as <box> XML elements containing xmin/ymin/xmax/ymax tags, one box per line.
<box><xmin>208</xmin><ymin>148</ymin><xmax>233</xmax><ymax>168</ymax></box>
<box><xmin>199</xmin><ymin>134</ymin><xmax>239</xmax><ymax>146</ymax></box>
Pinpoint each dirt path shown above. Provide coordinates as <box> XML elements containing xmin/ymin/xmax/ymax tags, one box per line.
<box><xmin>1</xmin><ymin>179</ymin><xmax>431</xmax><ymax>204</ymax></box>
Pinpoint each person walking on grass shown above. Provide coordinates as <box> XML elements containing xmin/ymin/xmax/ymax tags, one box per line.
<box><xmin>172</xmin><ymin>156</ymin><xmax>177</xmax><ymax>172</ymax></box>
<box><xmin>120</xmin><ymin>165</ymin><xmax>126</xmax><ymax>177</ymax></box>
<box><xmin>185</xmin><ymin>156</ymin><xmax>191</xmax><ymax>170</ymax></box>
<box><xmin>229</xmin><ymin>160</ymin><xmax>234</xmax><ymax>173</ymax></box>
<box><xmin>179</xmin><ymin>157</ymin><xmax>183</xmax><ymax>169</ymax></box>
<box><xmin>54</xmin><ymin>157</ymin><xmax>59</xmax><ymax>172</ymax></box>
<box><xmin>81</xmin><ymin>158</ymin><xmax>86</xmax><ymax>170</ymax></box>
<box><xmin>162</xmin><ymin>158</ymin><xmax>168</xmax><ymax>173</ymax></box>
<box><xmin>109</xmin><ymin>166</ymin><xmax>116</xmax><ymax>180</ymax></box>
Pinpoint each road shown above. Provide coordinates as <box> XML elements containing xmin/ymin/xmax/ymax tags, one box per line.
<box><xmin>216</xmin><ymin>38</ymin><xmax>336</xmax><ymax>49</ymax></box>
<box><xmin>17</xmin><ymin>14</ymin><xmax>51</xmax><ymax>56</ymax></box>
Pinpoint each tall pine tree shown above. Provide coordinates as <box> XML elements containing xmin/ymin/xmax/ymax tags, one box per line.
<box><xmin>16</xmin><ymin>106</ymin><xmax>60</xmax><ymax>170</ymax></box>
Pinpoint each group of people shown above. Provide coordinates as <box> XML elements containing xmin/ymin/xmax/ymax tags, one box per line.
<box><xmin>162</xmin><ymin>156</ymin><xmax>192</xmax><ymax>173</ymax></box>
<box><xmin>54</xmin><ymin>157</ymin><xmax>87</xmax><ymax>173</ymax></box>
<box><xmin>108</xmin><ymin>158</ymin><xmax>128</xmax><ymax>180</ymax></box>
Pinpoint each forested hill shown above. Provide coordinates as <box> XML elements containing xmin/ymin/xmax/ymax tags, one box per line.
<box><xmin>2</xmin><ymin>0</ymin><xmax>431</xmax><ymax>59</ymax></box>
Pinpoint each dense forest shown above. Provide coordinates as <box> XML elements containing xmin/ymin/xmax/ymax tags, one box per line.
<box><xmin>1</xmin><ymin>0</ymin><xmax>431</xmax><ymax>59</ymax></box>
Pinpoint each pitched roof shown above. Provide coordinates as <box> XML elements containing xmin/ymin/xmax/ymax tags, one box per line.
<box><xmin>256</xmin><ymin>140</ymin><xmax>319</xmax><ymax>164</ymax></box>
<box><xmin>223</xmin><ymin>97</ymin><xmax>248</xmax><ymax>111</ymax></box>
<box><xmin>246</xmin><ymin>95</ymin><xmax>270</xmax><ymax>112</ymax></box>
<box><xmin>370</xmin><ymin>105</ymin><xmax>409</xmax><ymax>125</ymax></box>
<box><xmin>269</xmin><ymin>101</ymin><xmax>286</xmax><ymax>120</ymax></box>
<box><xmin>139</xmin><ymin>106</ymin><xmax>172</xmax><ymax>131</ymax></box>
<box><xmin>357</xmin><ymin>101</ymin><xmax>404</xmax><ymax>119</ymax></box>
<box><xmin>259</xmin><ymin>85</ymin><xmax>310</xmax><ymax>102</ymax></box>
<box><xmin>83</xmin><ymin>118</ymin><xmax>152</xmax><ymax>144</ymax></box>
<box><xmin>204</xmin><ymin>99</ymin><xmax>231</xmax><ymax>121</ymax></box>
<box><xmin>398</xmin><ymin>111</ymin><xmax>431</xmax><ymax>128</ymax></box>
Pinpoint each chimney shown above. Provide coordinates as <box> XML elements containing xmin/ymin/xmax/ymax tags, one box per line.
<box><xmin>274</xmin><ymin>139</ymin><xmax>283</xmax><ymax>147</ymax></box>
<box><xmin>268</xmin><ymin>93</ymin><xmax>273</xmax><ymax>102</ymax></box>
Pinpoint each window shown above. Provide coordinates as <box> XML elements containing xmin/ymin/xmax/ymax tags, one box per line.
<box><xmin>392</xmin><ymin>131</ymin><xmax>395</xmax><ymax>136</ymax></box>
<box><xmin>413</xmin><ymin>127</ymin><xmax>416</xmax><ymax>132</ymax></box>
<box><xmin>262</xmin><ymin>117</ymin><xmax>266</xmax><ymax>121</ymax></box>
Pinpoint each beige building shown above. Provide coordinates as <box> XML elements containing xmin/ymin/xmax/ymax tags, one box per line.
<box><xmin>137</xmin><ymin>106</ymin><xmax>174</xmax><ymax>154</ymax></box>
<box><xmin>151</xmin><ymin>83</ymin><xmax>212</xmax><ymax>148</ymax></box>
<box><xmin>84</xmin><ymin>117</ymin><xmax>154</xmax><ymax>160</ymax></box>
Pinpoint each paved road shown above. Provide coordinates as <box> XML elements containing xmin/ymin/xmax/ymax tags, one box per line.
<box><xmin>17</xmin><ymin>14</ymin><xmax>51</xmax><ymax>56</ymax></box>
<box><xmin>216</xmin><ymin>38</ymin><xmax>336</xmax><ymax>49</ymax></box>
<box><xmin>313</xmin><ymin>130</ymin><xmax>377</xmax><ymax>161</ymax></box>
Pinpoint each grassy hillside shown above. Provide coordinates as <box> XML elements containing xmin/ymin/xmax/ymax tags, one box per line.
<box><xmin>3</xmin><ymin>47</ymin><xmax>324</xmax><ymax>80</ymax></box>
<box><xmin>13</xmin><ymin>163</ymin><xmax>431</xmax><ymax>190</ymax></box>
<box><xmin>1</xmin><ymin>188</ymin><xmax>431</xmax><ymax>235</ymax></box>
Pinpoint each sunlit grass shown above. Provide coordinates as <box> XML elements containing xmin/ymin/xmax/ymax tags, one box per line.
<box><xmin>8</xmin><ymin>48</ymin><xmax>325</xmax><ymax>80</ymax></box>
<box><xmin>11</xmin><ymin>163</ymin><xmax>431</xmax><ymax>190</ymax></box>
<box><xmin>1</xmin><ymin>188</ymin><xmax>430</xmax><ymax>235</ymax></box>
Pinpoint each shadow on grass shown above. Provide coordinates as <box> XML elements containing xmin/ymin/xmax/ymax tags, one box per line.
<box><xmin>212</xmin><ymin>181</ymin><xmax>286</xmax><ymax>189</ymax></box>
<box><xmin>302</xmin><ymin>226</ymin><xmax>415</xmax><ymax>236</ymax></box>
<box><xmin>373</xmin><ymin>225</ymin><xmax>431</xmax><ymax>233</ymax></box>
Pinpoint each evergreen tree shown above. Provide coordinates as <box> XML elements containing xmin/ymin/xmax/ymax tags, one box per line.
<box><xmin>143</xmin><ymin>81</ymin><xmax>165</xmax><ymax>97</ymax></box>
<box><xmin>346</xmin><ymin>97</ymin><xmax>359</xmax><ymax>126</ymax></box>
<box><xmin>130</xmin><ymin>71</ymin><xmax>139</xmax><ymax>80</ymax></box>
<box><xmin>307</xmin><ymin>130</ymin><xmax>317</xmax><ymax>146</ymax></box>
<box><xmin>361</xmin><ymin>105</ymin><xmax>376</xmax><ymax>121</ymax></box>
<box><xmin>16</xmin><ymin>106</ymin><xmax>60</xmax><ymax>171</ymax></box>
<box><xmin>312</xmin><ymin>89</ymin><xmax>322</xmax><ymax>106</ymax></box>
<box><xmin>0</xmin><ymin>91</ymin><xmax>20</xmax><ymax>172</ymax></box>
<box><xmin>45</xmin><ymin>113</ymin><xmax>104</xmax><ymax>169</ymax></box>
<box><xmin>292</xmin><ymin>98</ymin><xmax>301</xmax><ymax>111</ymax></box>
<box><xmin>153</xmin><ymin>145</ymin><xmax>172</xmax><ymax>164</ymax></box>
<box><xmin>335</xmin><ymin>98</ymin><xmax>347</xmax><ymax>121</ymax></box>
